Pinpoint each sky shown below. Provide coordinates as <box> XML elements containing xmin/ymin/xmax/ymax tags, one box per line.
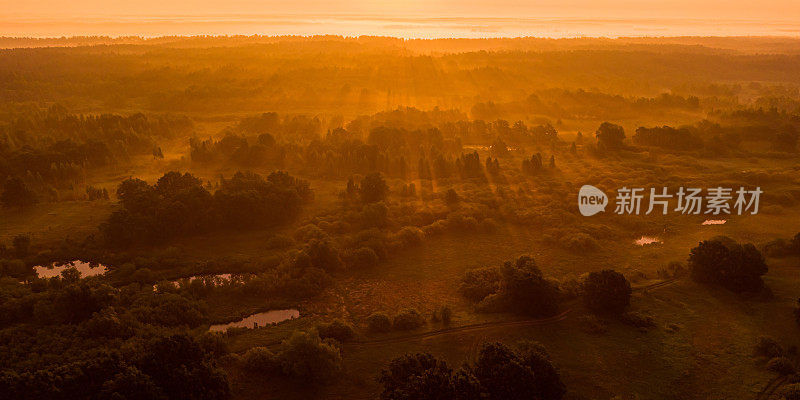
<box><xmin>2</xmin><ymin>0</ymin><xmax>799</xmax><ymax>38</ymax></box>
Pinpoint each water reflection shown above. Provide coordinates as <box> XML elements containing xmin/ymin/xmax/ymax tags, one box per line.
<box><xmin>172</xmin><ymin>273</ymin><xmax>233</xmax><ymax>287</ymax></box>
<box><xmin>209</xmin><ymin>309</ymin><xmax>300</xmax><ymax>332</ymax></box>
<box><xmin>34</xmin><ymin>261</ymin><xmax>107</xmax><ymax>279</ymax></box>
<box><xmin>634</xmin><ymin>236</ymin><xmax>662</xmax><ymax>246</ymax></box>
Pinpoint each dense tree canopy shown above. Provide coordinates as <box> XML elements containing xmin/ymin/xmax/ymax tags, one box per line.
<box><xmin>689</xmin><ymin>237</ymin><xmax>768</xmax><ymax>293</ymax></box>
<box><xmin>379</xmin><ymin>341</ymin><xmax>565</xmax><ymax>400</ymax></box>
<box><xmin>583</xmin><ymin>270</ymin><xmax>632</xmax><ymax>315</ymax></box>
<box><xmin>102</xmin><ymin>170</ymin><xmax>312</xmax><ymax>246</ymax></box>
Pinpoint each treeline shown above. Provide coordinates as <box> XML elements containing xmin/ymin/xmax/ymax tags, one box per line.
<box><xmin>0</xmin><ymin>105</ymin><xmax>191</xmax><ymax>204</ymax></box>
<box><xmin>6</xmin><ymin>41</ymin><xmax>800</xmax><ymax>115</ymax></box>
<box><xmin>472</xmin><ymin>90</ymin><xmax>701</xmax><ymax>121</ymax></box>
<box><xmin>192</xmin><ymin>109</ymin><xmax>558</xmax><ymax>181</ymax></box>
<box><xmin>101</xmin><ymin>170</ymin><xmax>312</xmax><ymax>247</ymax></box>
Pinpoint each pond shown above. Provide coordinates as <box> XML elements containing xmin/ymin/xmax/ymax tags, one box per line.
<box><xmin>702</xmin><ymin>219</ymin><xmax>727</xmax><ymax>225</ymax></box>
<box><xmin>34</xmin><ymin>260</ymin><xmax>107</xmax><ymax>279</ymax></box>
<box><xmin>209</xmin><ymin>309</ymin><xmax>300</xmax><ymax>332</ymax></box>
<box><xmin>634</xmin><ymin>236</ymin><xmax>662</xmax><ymax>246</ymax></box>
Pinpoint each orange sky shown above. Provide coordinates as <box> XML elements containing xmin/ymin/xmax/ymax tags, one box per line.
<box><xmin>5</xmin><ymin>0</ymin><xmax>799</xmax><ymax>20</ymax></box>
<box><xmin>2</xmin><ymin>1</ymin><xmax>799</xmax><ymax>38</ymax></box>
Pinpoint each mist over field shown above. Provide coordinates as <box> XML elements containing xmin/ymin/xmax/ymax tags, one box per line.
<box><xmin>1</xmin><ymin>10</ymin><xmax>800</xmax><ymax>400</ymax></box>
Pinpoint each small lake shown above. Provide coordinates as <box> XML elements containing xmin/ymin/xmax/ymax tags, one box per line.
<box><xmin>702</xmin><ymin>219</ymin><xmax>727</xmax><ymax>225</ymax></box>
<box><xmin>209</xmin><ymin>309</ymin><xmax>300</xmax><ymax>332</ymax></box>
<box><xmin>634</xmin><ymin>236</ymin><xmax>662</xmax><ymax>246</ymax></box>
<box><xmin>34</xmin><ymin>261</ymin><xmax>107</xmax><ymax>279</ymax></box>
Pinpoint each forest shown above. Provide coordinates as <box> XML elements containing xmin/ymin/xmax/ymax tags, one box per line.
<box><xmin>0</xmin><ymin>35</ymin><xmax>800</xmax><ymax>400</ymax></box>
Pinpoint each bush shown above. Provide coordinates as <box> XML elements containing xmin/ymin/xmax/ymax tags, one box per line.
<box><xmin>620</xmin><ymin>312</ymin><xmax>655</xmax><ymax>329</ymax></box>
<box><xmin>317</xmin><ymin>319</ymin><xmax>355</xmax><ymax>342</ymax></box>
<box><xmin>431</xmin><ymin>305</ymin><xmax>452</xmax><ymax>324</ymax></box>
<box><xmin>439</xmin><ymin>306</ymin><xmax>452</xmax><ymax>324</ymax></box>
<box><xmin>583</xmin><ymin>270</ymin><xmax>631</xmax><ymax>316</ymax></box>
<box><xmin>459</xmin><ymin>267</ymin><xmax>501</xmax><ymax>302</ymax></box>
<box><xmin>392</xmin><ymin>226</ymin><xmax>425</xmax><ymax>247</ymax></box>
<box><xmin>689</xmin><ymin>238</ymin><xmax>767</xmax><ymax>293</ymax></box>
<box><xmin>393</xmin><ymin>309</ymin><xmax>425</xmax><ymax>331</ymax></box>
<box><xmin>755</xmin><ymin>336</ymin><xmax>784</xmax><ymax>358</ymax></box>
<box><xmin>366</xmin><ymin>312</ymin><xmax>393</xmax><ymax>333</ymax></box>
<box><xmin>768</xmin><ymin>357</ymin><xmax>796</xmax><ymax>375</ymax></box>
<box><xmin>500</xmin><ymin>256</ymin><xmax>561</xmax><ymax>317</ymax></box>
<box><xmin>243</xmin><ymin>347</ymin><xmax>280</xmax><ymax>374</ymax></box>
<box><xmin>566</xmin><ymin>233</ymin><xmax>599</xmax><ymax>251</ymax></box>
<box><xmin>277</xmin><ymin>331</ymin><xmax>342</xmax><ymax>382</ymax></box>
<box><xmin>293</xmin><ymin>224</ymin><xmax>327</xmax><ymax>242</ymax></box>
<box><xmin>379</xmin><ymin>342</ymin><xmax>565</xmax><ymax>400</ymax></box>
<box><xmin>467</xmin><ymin>256</ymin><xmax>561</xmax><ymax>317</ymax></box>
<box><xmin>345</xmin><ymin>247</ymin><xmax>379</xmax><ymax>270</ymax></box>
<box><xmin>360</xmin><ymin>172</ymin><xmax>388</xmax><ymax>203</ymax></box>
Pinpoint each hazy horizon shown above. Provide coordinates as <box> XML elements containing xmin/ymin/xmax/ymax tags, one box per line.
<box><xmin>2</xmin><ymin>15</ymin><xmax>799</xmax><ymax>39</ymax></box>
<box><xmin>2</xmin><ymin>0</ymin><xmax>800</xmax><ymax>38</ymax></box>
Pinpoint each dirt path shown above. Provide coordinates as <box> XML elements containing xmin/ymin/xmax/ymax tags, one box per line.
<box><xmin>347</xmin><ymin>278</ymin><xmax>678</xmax><ymax>347</ymax></box>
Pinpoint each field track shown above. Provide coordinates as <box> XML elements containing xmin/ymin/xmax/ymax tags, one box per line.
<box><xmin>348</xmin><ymin>278</ymin><xmax>678</xmax><ymax>347</ymax></box>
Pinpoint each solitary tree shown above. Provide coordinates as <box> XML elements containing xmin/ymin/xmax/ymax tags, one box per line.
<box><xmin>583</xmin><ymin>269</ymin><xmax>632</xmax><ymax>315</ymax></box>
<box><xmin>595</xmin><ymin>122</ymin><xmax>626</xmax><ymax>149</ymax></box>
<box><xmin>360</xmin><ymin>172</ymin><xmax>388</xmax><ymax>203</ymax></box>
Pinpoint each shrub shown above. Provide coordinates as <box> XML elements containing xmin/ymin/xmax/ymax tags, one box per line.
<box><xmin>755</xmin><ymin>336</ymin><xmax>784</xmax><ymax>358</ymax></box>
<box><xmin>444</xmin><ymin>188</ymin><xmax>460</xmax><ymax>205</ymax></box>
<box><xmin>392</xmin><ymin>226</ymin><xmax>425</xmax><ymax>248</ymax></box>
<box><xmin>422</xmin><ymin>220</ymin><xmax>448</xmax><ymax>236</ymax></box>
<box><xmin>243</xmin><ymin>347</ymin><xmax>280</xmax><ymax>374</ymax></box>
<box><xmin>476</xmin><ymin>293</ymin><xmax>507</xmax><ymax>313</ymax></box>
<box><xmin>768</xmin><ymin>357</ymin><xmax>796</xmax><ymax>375</ymax></box>
<box><xmin>499</xmin><ymin>256</ymin><xmax>560</xmax><ymax>317</ymax></box>
<box><xmin>566</xmin><ymin>233</ymin><xmax>599</xmax><ymax>251</ymax></box>
<box><xmin>393</xmin><ymin>309</ymin><xmax>425</xmax><ymax>331</ymax></box>
<box><xmin>294</xmin><ymin>224</ymin><xmax>328</xmax><ymax>242</ymax></box>
<box><xmin>345</xmin><ymin>247</ymin><xmax>379</xmax><ymax>270</ymax></box>
<box><xmin>459</xmin><ymin>267</ymin><xmax>501</xmax><ymax>302</ymax></box>
<box><xmin>439</xmin><ymin>306</ymin><xmax>452</xmax><ymax>324</ymax></box>
<box><xmin>277</xmin><ymin>331</ymin><xmax>342</xmax><ymax>382</ymax></box>
<box><xmin>378</xmin><ymin>353</ymin><xmax>455</xmax><ymax>400</ymax></box>
<box><xmin>366</xmin><ymin>312</ymin><xmax>392</xmax><ymax>333</ymax></box>
<box><xmin>620</xmin><ymin>312</ymin><xmax>655</xmax><ymax>329</ymax></box>
<box><xmin>317</xmin><ymin>319</ymin><xmax>355</xmax><ymax>343</ymax></box>
<box><xmin>583</xmin><ymin>270</ymin><xmax>632</xmax><ymax>316</ymax></box>
<box><xmin>431</xmin><ymin>305</ymin><xmax>452</xmax><ymax>324</ymax></box>
<box><xmin>689</xmin><ymin>238</ymin><xmax>767</xmax><ymax>293</ymax></box>
<box><xmin>378</xmin><ymin>342</ymin><xmax>565</xmax><ymax>400</ymax></box>
<box><xmin>360</xmin><ymin>172</ymin><xmax>388</xmax><ymax>203</ymax></box>
<box><xmin>446</xmin><ymin>214</ymin><xmax>478</xmax><ymax>232</ymax></box>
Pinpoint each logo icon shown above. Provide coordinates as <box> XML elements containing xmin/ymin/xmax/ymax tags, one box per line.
<box><xmin>578</xmin><ymin>185</ymin><xmax>608</xmax><ymax>216</ymax></box>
